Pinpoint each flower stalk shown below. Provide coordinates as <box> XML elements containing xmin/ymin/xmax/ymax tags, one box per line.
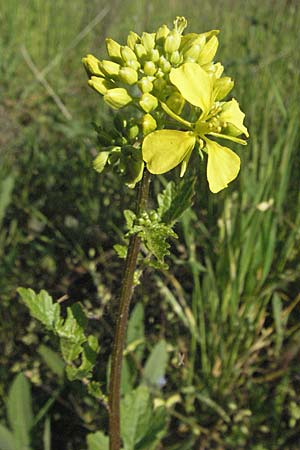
<box><xmin>108</xmin><ymin>168</ymin><xmax>151</xmax><ymax>450</ymax></box>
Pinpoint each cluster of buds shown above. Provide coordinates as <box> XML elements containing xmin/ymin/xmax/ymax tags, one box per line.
<box><xmin>83</xmin><ymin>17</ymin><xmax>248</xmax><ymax>192</ymax></box>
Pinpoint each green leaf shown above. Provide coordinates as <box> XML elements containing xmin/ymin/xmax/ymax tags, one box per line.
<box><xmin>66</xmin><ymin>335</ymin><xmax>99</xmax><ymax>381</ymax></box>
<box><xmin>0</xmin><ymin>424</ymin><xmax>15</xmax><ymax>450</ymax></box>
<box><xmin>157</xmin><ymin>176</ymin><xmax>196</xmax><ymax>225</ymax></box>
<box><xmin>87</xmin><ymin>431</ymin><xmax>109</xmax><ymax>450</ymax></box>
<box><xmin>124</xmin><ymin>209</ymin><xmax>136</xmax><ymax>229</ymax></box>
<box><xmin>0</xmin><ymin>174</ymin><xmax>15</xmax><ymax>227</ymax></box>
<box><xmin>114</xmin><ymin>244</ymin><xmax>127</xmax><ymax>259</ymax></box>
<box><xmin>126</xmin><ymin>303</ymin><xmax>145</xmax><ymax>362</ymax></box>
<box><xmin>121</xmin><ymin>386</ymin><xmax>167</xmax><ymax>450</ymax></box>
<box><xmin>142</xmin><ymin>340</ymin><xmax>168</xmax><ymax>388</ymax></box>
<box><xmin>87</xmin><ymin>382</ymin><xmax>107</xmax><ymax>403</ymax></box>
<box><xmin>7</xmin><ymin>373</ymin><xmax>33</xmax><ymax>450</ymax></box>
<box><xmin>18</xmin><ymin>288</ymin><xmax>60</xmax><ymax>330</ymax></box>
<box><xmin>38</xmin><ymin>344</ymin><xmax>65</xmax><ymax>379</ymax></box>
<box><xmin>43</xmin><ymin>417</ymin><xmax>51</xmax><ymax>450</ymax></box>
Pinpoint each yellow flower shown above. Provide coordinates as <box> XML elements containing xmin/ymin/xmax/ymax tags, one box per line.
<box><xmin>142</xmin><ymin>62</ymin><xmax>249</xmax><ymax>193</ymax></box>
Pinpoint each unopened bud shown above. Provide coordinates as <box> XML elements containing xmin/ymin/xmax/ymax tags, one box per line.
<box><xmin>149</xmin><ymin>48</ymin><xmax>160</xmax><ymax>62</ymax></box>
<box><xmin>134</xmin><ymin>44</ymin><xmax>147</xmax><ymax>60</ymax></box>
<box><xmin>88</xmin><ymin>76</ymin><xmax>114</xmax><ymax>95</ymax></box>
<box><xmin>106</xmin><ymin>38</ymin><xmax>122</xmax><ymax>61</ymax></box>
<box><xmin>197</xmin><ymin>35</ymin><xmax>219</xmax><ymax>65</ymax></box>
<box><xmin>127</xmin><ymin>59</ymin><xmax>141</xmax><ymax>71</ymax></box>
<box><xmin>100</xmin><ymin>60</ymin><xmax>120</xmax><ymax>77</ymax></box>
<box><xmin>118</xmin><ymin>66</ymin><xmax>138</xmax><ymax>85</ymax></box>
<box><xmin>104</xmin><ymin>88</ymin><xmax>132</xmax><ymax>109</ymax></box>
<box><xmin>141</xmin><ymin>32</ymin><xmax>155</xmax><ymax>52</ymax></box>
<box><xmin>159</xmin><ymin>55</ymin><xmax>171</xmax><ymax>73</ymax></box>
<box><xmin>82</xmin><ymin>54</ymin><xmax>104</xmax><ymax>77</ymax></box>
<box><xmin>139</xmin><ymin>93</ymin><xmax>158</xmax><ymax>113</ymax></box>
<box><xmin>166</xmin><ymin>91</ymin><xmax>185</xmax><ymax>114</ymax></box>
<box><xmin>121</xmin><ymin>147</ymin><xmax>144</xmax><ymax>187</ymax></box>
<box><xmin>141</xmin><ymin>113</ymin><xmax>157</xmax><ymax>135</ymax></box>
<box><xmin>153</xmin><ymin>78</ymin><xmax>167</xmax><ymax>93</ymax></box>
<box><xmin>93</xmin><ymin>151</ymin><xmax>110</xmax><ymax>173</ymax></box>
<box><xmin>120</xmin><ymin>46</ymin><xmax>137</xmax><ymax>64</ymax></box>
<box><xmin>170</xmin><ymin>50</ymin><xmax>181</xmax><ymax>65</ymax></box>
<box><xmin>127</xmin><ymin>31</ymin><xmax>140</xmax><ymax>50</ymax></box>
<box><xmin>155</xmin><ymin>24</ymin><xmax>170</xmax><ymax>43</ymax></box>
<box><xmin>143</xmin><ymin>61</ymin><xmax>157</xmax><ymax>76</ymax></box>
<box><xmin>164</xmin><ymin>30</ymin><xmax>181</xmax><ymax>53</ymax></box>
<box><xmin>138</xmin><ymin>77</ymin><xmax>153</xmax><ymax>93</ymax></box>
<box><xmin>127</xmin><ymin>124</ymin><xmax>139</xmax><ymax>139</ymax></box>
<box><xmin>214</xmin><ymin>77</ymin><xmax>234</xmax><ymax>100</ymax></box>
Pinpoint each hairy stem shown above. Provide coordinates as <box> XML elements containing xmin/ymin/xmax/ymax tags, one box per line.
<box><xmin>109</xmin><ymin>169</ymin><xmax>151</xmax><ymax>450</ymax></box>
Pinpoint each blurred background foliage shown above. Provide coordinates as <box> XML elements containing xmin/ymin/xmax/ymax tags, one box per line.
<box><xmin>0</xmin><ymin>0</ymin><xmax>300</xmax><ymax>448</ymax></box>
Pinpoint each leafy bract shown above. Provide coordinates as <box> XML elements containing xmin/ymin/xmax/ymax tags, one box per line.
<box><xmin>17</xmin><ymin>288</ymin><xmax>60</xmax><ymax>330</ymax></box>
<box><xmin>142</xmin><ymin>130</ymin><xmax>196</xmax><ymax>174</ymax></box>
<box><xmin>170</xmin><ymin>62</ymin><xmax>213</xmax><ymax>112</ymax></box>
<box><xmin>206</xmin><ymin>139</ymin><xmax>240</xmax><ymax>193</ymax></box>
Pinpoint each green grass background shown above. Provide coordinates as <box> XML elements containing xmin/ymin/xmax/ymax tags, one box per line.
<box><xmin>1</xmin><ymin>0</ymin><xmax>300</xmax><ymax>448</ymax></box>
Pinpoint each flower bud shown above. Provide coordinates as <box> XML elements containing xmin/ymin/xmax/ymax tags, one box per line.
<box><xmin>93</xmin><ymin>151</ymin><xmax>110</xmax><ymax>173</ymax></box>
<box><xmin>82</xmin><ymin>54</ymin><xmax>105</xmax><ymax>77</ymax></box>
<box><xmin>182</xmin><ymin>35</ymin><xmax>206</xmax><ymax>61</ymax></box>
<box><xmin>166</xmin><ymin>91</ymin><xmax>185</xmax><ymax>114</ymax></box>
<box><xmin>100</xmin><ymin>60</ymin><xmax>120</xmax><ymax>77</ymax></box>
<box><xmin>159</xmin><ymin>56</ymin><xmax>171</xmax><ymax>73</ymax></box>
<box><xmin>141</xmin><ymin>32</ymin><xmax>155</xmax><ymax>52</ymax></box>
<box><xmin>106</xmin><ymin>38</ymin><xmax>122</xmax><ymax>61</ymax></box>
<box><xmin>139</xmin><ymin>93</ymin><xmax>158</xmax><ymax>113</ymax></box>
<box><xmin>118</xmin><ymin>66</ymin><xmax>138</xmax><ymax>85</ymax></box>
<box><xmin>164</xmin><ymin>30</ymin><xmax>181</xmax><ymax>53</ymax></box>
<box><xmin>143</xmin><ymin>61</ymin><xmax>157</xmax><ymax>76</ymax></box>
<box><xmin>134</xmin><ymin>44</ymin><xmax>147</xmax><ymax>60</ymax></box>
<box><xmin>88</xmin><ymin>76</ymin><xmax>114</xmax><ymax>95</ymax></box>
<box><xmin>214</xmin><ymin>77</ymin><xmax>234</xmax><ymax>100</ymax></box>
<box><xmin>104</xmin><ymin>88</ymin><xmax>132</xmax><ymax>109</ymax></box>
<box><xmin>155</xmin><ymin>24</ymin><xmax>170</xmax><ymax>43</ymax></box>
<box><xmin>197</xmin><ymin>35</ymin><xmax>219</xmax><ymax>65</ymax></box>
<box><xmin>121</xmin><ymin>147</ymin><xmax>144</xmax><ymax>187</ymax></box>
<box><xmin>138</xmin><ymin>77</ymin><xmax>153</xmax><ymax>93</ymax></box>
<box><xmin>127</xmin><ymin>124</ymin><xmax>139</xmax><ymax>139</ymax></box>
<box><xmin>120</xmin><ymin>46</ymin><xmax>137</xmax><ymax>64</ymax></box>
<box><xmin>170</xmin><ymin>50</ymin><xmax>182</xmax><ymax>65</ymax></box>
<box><xmin>141</xmin><ymin>113</ymin><xmax>157</xmax><ymax>135</ymax></box>
<box><xmin>153</xmin><ymin>78</ymin><xmax>167</xmax><ymax>93</ymax></box>
<box><xmin>149</xmin><ymin>48</ymin><xmax>160</xmax><ymax>63</ymax></box>
<box><xmin>127</xmin><ymin>31</ymin><xmax>140</xmax><ymax>49</ymax></box>
<box><xmin>127</xmin><ymin>59</ymin><xmax>141</xmax><ymax>71</ymax></box>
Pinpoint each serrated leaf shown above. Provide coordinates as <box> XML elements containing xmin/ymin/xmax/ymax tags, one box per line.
<box><xmin>18</xmin><ymin>288</ymin><xmax>60</xmax><ymax>330</ymax></box>
<box><xmin>158</xmin><ymin>176</ymin><xmax>196</xmax><ymax>224</ymax></box>
<box><xmin>121</xmin><ymin>386</ymin><xmax>152</xmax><ymax>450</ymax></box>
<box><xmin>114</xmin><ymin>243</ymin><xmax>128</xmax><ymax>259</ymax></box>
<box><xmin>0</xmin><ymin>424</ymin><xmax>15</xmax><ymax>450</ymax></box>
<box><xmin>38</xmin><ymin>344</ymin><xmax>65</xmax><ymax>379</ymax></box>
<box><xmin>7</xmin><ymin>373</ymin><xmax>33</xmax><ymax>450</ymax></box>
<box><xmin>140</xmin><ymin>223</ymin><xmax>177</xmax><ymax>268</ymax></box>
<box><xmin>66</xmin><ymin>335</ymin><xmax>99</xmax><ymax>381</ymax></box>
<box><xmin>142</xmin><ymin>340</ymin><xmax>168</xmax><ymax>388</ymax></box>
<box><xmin>124</xmin><ymin>209</ymin><xmax>136</xmax><ymax>230</ymax></box>
<box><xmin>87</xmin><ymin>382</ymin><xmax>107</xmax><ymax>402</ymax></box>
<box><xmin>87</xmin><ymin>431</ymin><xmax>109</xmax><ymax>450</ymax></box>
<box><xmin>135</xmin><ymin>405</ymin><xmax>167</xmax><ymax>450</ymax></box>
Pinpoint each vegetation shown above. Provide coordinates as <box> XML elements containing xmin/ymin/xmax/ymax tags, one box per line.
<box><xmin>1</xmin><ymin>0</ymin><xmax>300</xmax><ymax>449</ymax></box>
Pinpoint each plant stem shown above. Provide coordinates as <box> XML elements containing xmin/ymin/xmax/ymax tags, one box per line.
<box><xmin>109</xmin><ymin>168</ymin><xmax>151</xmax><ymax>450</ymax></box>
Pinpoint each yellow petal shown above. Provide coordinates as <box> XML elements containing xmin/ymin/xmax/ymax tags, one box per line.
<box><xmin>206</xmin><ymin>139</ymin><xmax>240</xmax><ymax>193</ymax></box>
<box><xmin>219</xmin><ymin>99</ymin><xmax>249</xmax><ymax>137</ymax></box>
<box><xmin>169</xmin><ymin>63</ymin><xmax>213</xmax><ymax>112</ymax></box>
<box><xmin>142</xmin><ymin>130</ymin><xmax>196</xmax><ymax>174</ymax></box>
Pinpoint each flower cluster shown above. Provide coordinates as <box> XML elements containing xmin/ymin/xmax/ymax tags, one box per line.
<box><xmin>83</xmin><ymin>17</ymin><xmax>248</xmax><ymax>192</ymax></box>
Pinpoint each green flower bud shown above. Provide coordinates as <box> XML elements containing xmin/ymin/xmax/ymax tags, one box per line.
<box><xmin>104</xmin><ymin>88</ymin><xmax>132</xmax><ymax>109</ymax></box>
<box><xmin>100</xmin><ymin>60</ymin><xmax>120</xmax><ymax>77</ymax></box>
<box><xmin>127</xmin><ymin>31</ymin><xmax>140</xmax><ymax>50</ymax></box>
<box><xmin>82</xmin><ymin>54</ymin><xmax>105</xmax><ymax>77</ymax></box>
<box><xmin>127</xmin><ymin>124</ymin><xmax>139</xmax><ymax>139</ymax></box>
<box><xmin>166</xmin><ymin>91</ymin><xmax>185</xmax><ymax>114</ymax></box>
<box><xmin>155</xmin><ymin>24</ymin><xmax>170</xmax><ymax>43</ymax></box>
<box><xmin>120</xmin><ymin>45</ymin><xmax>137</xmax><ymax>64</ymax></box>
<box><xmin>88</xmin><ymin>76</ymin><xmax>114</xmax><ymax>95</ymax></box>
<box><xmin>170</xmin><ymin>50</ymin><xmax>182</xmax><ymax>65</ymax></box>
<box><xmin>93</xmin><ymin>151</ymin><xmax>110</xmax><ymax>173</ymax></box>
<box><xmin>139</xmin><ymin>93</ymin><xmax>158</xmax><ymax>113</ymax></box>
<box><xmin>134</xmin><ymin>44</ymin><xmax>147</xmax><ymax>60</ymax></box>
<box><xmin>141</xmin><ymin>113</ymin><xmax>157</xmax><ymax>135</ymax></box>
<box><xmin>138</xmin><ymin>77</ymin><xmax>153</xmax><ymax>93</ymax></box>
<box><xmin>214</xmin><ymin>77</ymin><xmax>234</xmax><ymax>100</ymax></box>
<box><xmin>141</xmin><ymin>32</ymin><xmax>155</xmax><ymax>52</ymax></box>
<box><xmin>106</xmin><ymin>38</ymin><xmax>122</xmax><ymax>61</ymax></box>
<box><xmin>121</xmin><ymin>147</ymin><xmax>144</xmax><ymax>188</ymax></box>
<box><xmin>164</xmin><ymin>30</ymin><xmax>181</xmax><ymax>53</ymax></box>
<box><xmin>127</xmin><ymin>59</ymin><xmax>141</xmax><ymax>71</ymax></box>
<box><xmin>153</xmin><ymin>78</ymin><xmax>167</xmax><ymax>93</ymax></box>
<box><xmin>159</xmin><ymin>55</ymin><xmax>171</xmax><ymax>73</ymax></box>
<box><xmin>143</xmin><ymin>61</ymin><xmax>157</xmax><ymax>76</ymax></box>
<box><xmin>149</xmin><ymin>48</ymin><xmax>160</xmax><ymax>63</ymax></box>
<box><xmin>197</xmin><ymin>35</ymin><xmax>219</xmax><ymax>65</ymax></box>
<box><xmin>118</xmin><ymin>66</ymin><xmax>138</xmax><ymax>85</ymax></box>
